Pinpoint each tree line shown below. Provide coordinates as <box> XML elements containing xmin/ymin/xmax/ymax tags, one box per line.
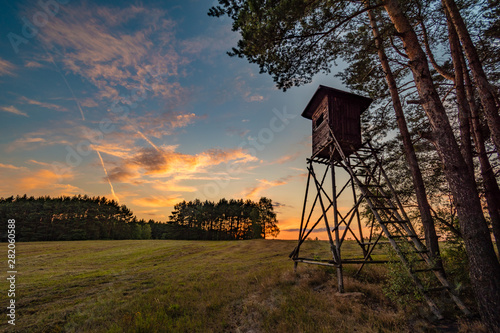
<box><xmin>0</xmin><ymin>195</ymin><xmax>279</xmax><ymax>242</ymax></box>
<box><xmin>209</xmin><ymin>0</ymin><xmax>500</xmax><ymax>329</ymax></box>
<box><xmin>0</xmin><ymin>195</ymin><xmax>151</xmax><ymax>241</ymax></box>
<box><xmin>167</xmin><ymin>197</ymin><xmax>280</xmax><ymax>240</ymax></box>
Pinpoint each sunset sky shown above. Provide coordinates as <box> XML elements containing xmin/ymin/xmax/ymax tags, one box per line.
<box><xmin>0</xmin><ymin>0</ymin><xmax>353</xmax><ymax>239</ymax></box>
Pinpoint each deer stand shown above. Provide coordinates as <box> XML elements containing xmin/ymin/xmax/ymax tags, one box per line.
<box><xmin>289</xmin><ymin>137</ymin><xmax>471</xmax><ymax>319</ymax></box>
<box><xmin>289</xmin><ymin>142</ymin><xmax>383</xmax><ymax>294</ymax></box>
<box><xmin>294</xmin><ymin>85</ymin><xmax>470</xmax><ymax>319</ymax></box>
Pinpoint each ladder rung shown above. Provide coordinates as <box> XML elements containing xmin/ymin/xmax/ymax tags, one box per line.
<box><xmin>381</xmin><ymin>219</ymin><xmax>410</xmax><ymax>224</ymax></box>
<box><xmin>358</xmin><ymin>147</ymin><xmax>382</xmax><ymax>153</ymax></box>
<box><xmin>402</xmin><ymin>250</ymin><xmax>429</xmax><ymax>254</ymax></box>
<box><xmin>352</xmin><ymin>154</ymin><xmax>371</xmax><ymax>159</ymax></box>
<box><xmin>360</xmin><ymin>241</ymin><xmax>393</xmax><ymax>245</ymax></box>
<box><xmin>424</xmin><ymin>286</ymin><xmax>450</xmax><ymax>293</ymax></box>
<box><xmin>352</xmin><ymin>161</ymin><xmax>371</xmax><ymax>166</ymax></box>
<box><xmin>412</xmin><ymin>267</ymin><xmax>438</xmax><ymax>273</ymax></box>
<box><xmin>390</xmin><ymin>235</ymin><xmax>422</xmax><ymax>239</ymax></box>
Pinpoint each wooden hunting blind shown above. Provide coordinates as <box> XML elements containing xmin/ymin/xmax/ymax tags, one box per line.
<box><xmin>302</xmin><ymin>85</ymin><xmax>372</xmax><ymax>159</ymax></box>
<box><xmin>291</xmin><ymin>85</ymin><xmax>470</xmax><ymax>319</ymax></box>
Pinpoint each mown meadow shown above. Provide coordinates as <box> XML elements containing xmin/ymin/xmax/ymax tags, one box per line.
<box><xmin>1</xmin><ymin>240</ymin><xmax>486</xmax><ymax>332</ymax></box>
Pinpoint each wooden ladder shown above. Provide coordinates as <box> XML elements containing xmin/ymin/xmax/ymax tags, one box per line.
<box><xmin>331</xmin><ymin>135</ymin><xmax>471</xmax><ymax>319</ymax></box>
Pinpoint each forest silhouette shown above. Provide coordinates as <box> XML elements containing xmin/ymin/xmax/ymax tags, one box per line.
<box><xmin>0</xmin><ymin>195</ymin><xmax>279</xmax><ymax>241</ymax></box>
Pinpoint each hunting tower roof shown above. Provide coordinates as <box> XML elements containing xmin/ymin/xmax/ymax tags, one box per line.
<box><xmin>301</xmin><ymin>85</ymin><xmax>373</xmax><ymax>120</ymax></box>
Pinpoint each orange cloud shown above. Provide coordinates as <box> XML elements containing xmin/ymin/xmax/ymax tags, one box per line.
<box><xmin>0</xmin><ymin>58</ymin><xmax>16</xmax><ymax>76</ymax></box>
<box><xmin>0</xmin><ymin>106</ymin><xmax>28</xmax><ymax>117</ymax></box>
<box><xmin>0</xmin><ymin>166</ymin><xmax>81</xmax><ymax>199</ymax></box>
<box><xmin>271</xmin><ymin>152</ymin><xmax>301</xmax><ymax>164</ymax></box>
<box><xmin>103</xmin><ymin>145</ymin><xmax>259</xmax><ymax>201</ymax></box>
<box><xmin>243</xmin><ymin>176</ymin><xmax>294</xmax><ymax>199</ymax></box>
<box><xmin>19</xmin><ymin>97</ymin><xmax>68</xmax><ymax>112</ymax></box>
<box><xmin>8</xmin><ymin>131</ymin><xmax>71</xmax><ymax>152</ymax></box>
<box><xmin>152</xmin><ymin>177</ymin><xmax>197</xmax><ymax>193</ymax></box>
<box><xmin>90</xmin><ymin>142</ymin><xmax>135</xmax><ymax>160</ymax></box>
<box><xmin>129</xmin><ymin>146</ymin><xmax>258</xmax><ymax>178</ymax></box>
<box><xmin>0</xmin><ymin>163</ymin><xmax>28</xmax><ymax>171</ymax></box>
<box><xmin>132</xmin><ymin>195</ymin><xmax>183</xmax><ymax>208</ymax></box>
<box><xmin>18</xmin><ymin>169</ymin><xmax>73</xmax><ymax>191</ymax></box>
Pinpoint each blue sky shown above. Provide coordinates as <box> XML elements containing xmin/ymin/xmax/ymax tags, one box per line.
<box><xmin>0</xmin><ymin>0</ymin><xmax>349</xmax><ymax>239</ymax></box>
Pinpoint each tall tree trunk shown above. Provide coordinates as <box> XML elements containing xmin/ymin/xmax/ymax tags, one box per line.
<box><xmin>442</xmin><ymin>0</ymin><xmax>500</xmax><ymax>156</ymax></box>
<box><xmin>462</xmin><ymin>55</ymin><xmax>500</xmax><ymax>257</ymax></box>
<box><xmin>384</xmin><ymin>0</ymin><xmax>500</xmax><ymax>330</ymax></box>
<box><xmin>365</xmin><ymin>4</ymin><xmax>443</xmax><ymax>272</ymax></box>
<box><xmin>448</xmin><ymin>8</ymin><xmax>500</xmax><ymax>255</ymax></box>
<box><xmin>446</xmin><ymin>8</ymin><xmax>475</xmax><ymax>177</ymax></box>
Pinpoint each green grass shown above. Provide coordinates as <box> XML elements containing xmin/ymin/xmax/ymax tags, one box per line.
<box><xmin>0</xmin><ymin>240</ymin><xmax>483</xmax><ymax>332</ymax></box>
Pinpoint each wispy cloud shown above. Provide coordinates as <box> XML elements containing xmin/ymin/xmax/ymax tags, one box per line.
<box><xmin>24</xmin><ymin>61</ymin><xmax>44</xmax><ymax>69</ymax></box>
<box><xmin>0</xmin><ymin>163</ymin><xmax>28</xmax><ymax>171</ymax></box>
<box><xmin>152</xmin><ymin>178</ymin><xmax>197</xmax><ymax>193</ymax></box>
<box><xmin>90</xmin><ymin>142</ymin><xmax>134</xmax><ymax>160</ymax></box>
<box><xmin>132</xmin><ymin>195</ymin><xmax>183</xmax><ymax>208</ymax></box>
<box><xmin>27</xmin><ymin>160</ymin><xmax>53</xmax><ymax>167</ymax></box>
<box><xmin>0</xmin><ymin>105</ymin><xmax>28</xmax><ymax>117</ymax></box>
<box><xmin>80</xmin><ymin>98</ymin><xmax>99</xmax><ymax>108</ymax></box>
<box><xmin>0</xmin><ymin>58</ymin><xmax>16</xmax><ymax>76</ymax></box>
<box><xmin>104</xmin><ymin>145</ymin><xmax>259</xmax><ymax>199</ymax></box>
<box><xmin>131</xmin><ymin>111</ymin><xmax>202</xmax><ymax>139</ymax></box>
<box><xmin>8</xmin><ymin>130</ymin><xmax>71</xmax><ymax>152</ymax></box>
<box><xmin>233</xmin><ymin>74</ymin><xmax>268</xmax><ymax>103</ymax></box>
<box><xmin>271</xmin><ymin>152</ymin><xmax>301</xmax><ymax>164</ymax></box>
<box><xmin>243</xmin><ymin>175</ymin><xmax>295</xmax><ymax>199</ymax></box>
<box><xmin>130</xmin><ymin>146</ymin><xmax>258</xmax><ymax>177</ymax></box>
<box><xmin>180</xmin><ymin>24</ymin><xmax>238</xmax><ymax>62</ymax></box>
<box><xmin>0</xmin><ymin>164</ymin><xmax>78</xmax><ymax>197</ymax></box>
<box><xmin>226</xmin><ymin>127</ymin><xmax>250</xmax><ymax>138</ymax></box>
<box><xmin>18</xmin><ymin>169</ymin><xmax>73</xmax><ymax>191</ymax></box>
<box><xmin>19</xmin><ymin>96</ymin><xmax>68</xmax><ymax>112</ymax></box>
<box><xmin>37</xmin><ymin>3</ymin><xmax>187</xmax><ymax>102</ymax></box>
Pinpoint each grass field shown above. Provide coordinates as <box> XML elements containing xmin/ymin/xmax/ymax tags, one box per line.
<box><xmin>1</xmin><ymin>240</ymin><xmax>484</xmax><ymax>332</ymax></box>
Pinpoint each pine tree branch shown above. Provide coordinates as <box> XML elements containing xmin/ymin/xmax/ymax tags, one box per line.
<box><xmin>429</xmin><ymin>206</ymin><xmax>462</xmax><ymax>238</ymax></box>
<box><xmin>389</xmin><ymin>35</ymin><xmax>408</xmax><ymax>59</ymax></box>
<box><xmin>420</xmin><ymin>21</ymin><xmax>455</xmax><ymax>82</ymax></box>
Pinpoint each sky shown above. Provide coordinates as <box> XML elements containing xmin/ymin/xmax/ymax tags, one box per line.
<box><xmin>0</xmin><ymin>0</ymin><xmax>353</xmax><ymax>240</ymax></box>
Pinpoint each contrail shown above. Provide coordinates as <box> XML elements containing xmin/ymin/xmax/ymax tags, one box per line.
<box><xmin>136</xmin><ymin>129</ymin><xmax>161</xmax><ymax>153</ymax></box>
<box><xmin>95</xmin><ymin>150</ymin><xmax>119</xmax><ymax>202</ymax></box>
<box><xmin>42</xmin><ymin>44</ymin><xmax>86</xmax><ymax>121</ymax></box>
<box><xmin>123</xmin><ymin>117</ymin><xmax>163</xmax><ymax>154</ymax></box>
<box><xmin>58</xmin><ymin>70</ymin><xmax>86</xmax><ymax>121</ymax></box>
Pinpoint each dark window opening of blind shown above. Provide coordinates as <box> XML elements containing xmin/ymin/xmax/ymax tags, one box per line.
<box><xmin>315</xmin><ymin>113</ymin><xmax>324</xmax><ymax>129</ymax></box>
